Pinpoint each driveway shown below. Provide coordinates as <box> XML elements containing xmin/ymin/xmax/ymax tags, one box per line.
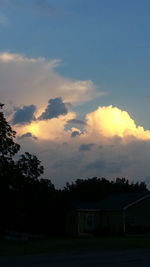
<box><xmin>0</xmin><ymin>249</ymin><xmax>150</xmax><ymax>266</ymax></box>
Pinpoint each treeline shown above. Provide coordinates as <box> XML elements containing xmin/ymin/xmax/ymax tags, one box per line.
<box><xmin>2</xmin><ymin>176</ymin><xmax>148</xmax><ymax>236</ymax></box>
<box><xmin>0</xmin><ymin>104</ymin><xmax>148</xmax><ymax>236</ymax></box>
<box><xmin>64</xmin><ymin>177</ymin><xmax>148</xmax><ymax>202</ymax></box>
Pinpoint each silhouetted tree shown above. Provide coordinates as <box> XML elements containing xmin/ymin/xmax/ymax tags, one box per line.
<box><xmin>64</xmin><ymin>177</ymin><xmax>148</xmax><ymax>202</ymax></box>
<box><xmin>0</xmin><ymin>104</ymin><xmax>149</xmax><ymax>236</ymax></box>
<box><xmin>0</xmin><ymin>104</ymin><xmax>20</xmax><ymax>158</ymax></box>
<box><xmin>17</xmin><ymin>152</ymin><xmax>44</xmax><ymax>181</ymax></box>
<box><xmin>0</xmin><ymin>104</ymin><xmax>20</xmax><ymax>232</ymax></box>
<box><xmin>0</xmin><ymin>104</ymin><xmax>20</xmax><ymax>183</ymax></box>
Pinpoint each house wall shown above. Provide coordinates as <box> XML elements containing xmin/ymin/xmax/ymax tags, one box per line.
<box><xmin>101</xmin><ymin>211</ymin><xmax>123</xmax><ymax>235</ymax></box>
<box><xmin>125</xmin><ymin>197</ymin><xmax>150</xmax><ymax>232</ymax></box>
<box><xmin>66</xmin><ymin>197</ymin><xmax>150</xmax><ymax>236</ymax></box>
<box><xmin>77</xmin><ymin>210</ymin><xmax>124</xmax><ymax>235</ymax></box>
<box><xmin>66</xmin><ymin>209</ymin><xmax>124</xmax><ymax>236</ymax></box>
<box><xmin>77</xmin><ymin>210</ymin><xmax>101</xmax><ymax>235</ymax></box>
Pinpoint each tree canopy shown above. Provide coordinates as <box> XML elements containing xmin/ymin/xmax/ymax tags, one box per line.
<box><xmin>0</xmin><ymin>104</ymin><xmax>149</xmax><ymax>235</ymax></box>
<box><xmin>0</xmin><ymin>104</ymin><xmax>20</xmax><ymax>158</ymax></box>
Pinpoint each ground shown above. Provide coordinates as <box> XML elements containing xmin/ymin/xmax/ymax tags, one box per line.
<box><xmin>0</xmin><ymin>249</ymin><xmax>150</xmax><ymax>266</ymax></box>
<box><xmin>1</xmin><ymin>236</ymin><xmax>150</xmax><ymax>266</ymax></box>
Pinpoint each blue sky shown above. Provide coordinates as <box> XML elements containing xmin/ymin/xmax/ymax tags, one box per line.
<box><xmin>1</xmin><ymin>0</ymin><xmax>150</xmax><ymax>186</ymax></box>
<box><xmin>1</xmin><ymin>0</ymin><xmax>150</xmax><ymax>126</ymax></box>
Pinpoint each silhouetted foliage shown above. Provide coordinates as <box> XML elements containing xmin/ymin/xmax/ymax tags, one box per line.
<box><xmin>17</xmin><ymin>152</ymin><xmax>44</xmax><ymax>181</ymax></box>
<box><xmin>0</xmin><ymin>104</ymin><xmax>20</xmax><ymax>158</ymax></box>
<box><xmin>64</xmin><ymin>177</ymin><xmax>148</xmax><ymax>202</ymax></box>
<box><xmin>0</xmin><ymin>104</ymin><xmax>149</xmax><ymax>236</ymax></box>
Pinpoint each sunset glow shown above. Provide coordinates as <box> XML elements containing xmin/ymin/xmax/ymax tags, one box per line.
<box><xmin>1</xmin><ymin>0</ymin><xmax>150</xmax><ymax>186</ymax></box>
<box><xmin>86</xmin><ymin>106</ymin><xmax>150</xmax><ymax>141</ymax></box>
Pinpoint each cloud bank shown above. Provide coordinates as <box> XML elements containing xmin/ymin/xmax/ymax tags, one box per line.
<box><xmin>0</xmin><ymin>52</ymin><xmax>102</xmax><ymax>109</ymax></box>
<box><xmin>15</xmin><ymin>104</ymin><xmax>150</xmax><ymax>188</ymax></box>
<box><xmin>1</xmin><ymin>52</ymin><xmax>150</xmax><ymax>187</ymax></box>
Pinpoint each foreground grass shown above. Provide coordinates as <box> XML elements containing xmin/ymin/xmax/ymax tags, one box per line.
<box><xmin>1</xmin><ymin>235</ymin><xmax>150</xmax><ymax>256</ymax></box>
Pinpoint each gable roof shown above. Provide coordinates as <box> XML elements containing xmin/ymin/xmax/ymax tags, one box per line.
<box><xmin>75</xmin><ymin>192</ymin><xmax>150</xmax><ymax>211</ymax></box>
<box><xmin>99</xmin><ymin>192</ymin><xmax>150</xmax><ymax>210</ymax></box>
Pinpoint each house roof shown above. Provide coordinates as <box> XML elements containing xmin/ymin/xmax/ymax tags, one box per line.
<box><xmin>75</xmin><ymin>192</ymin><xmax>150</xmax><ymax>211</ymax></box>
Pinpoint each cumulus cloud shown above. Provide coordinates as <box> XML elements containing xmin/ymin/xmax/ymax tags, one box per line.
<box><xmin>13</xmin><ymin>103</ymin><xmax>150</xmax><ymax>188</ymax></box>
<box><xmin>37</xmin><ymin>106</ymin><xmax>150</xmax><ymax>186</ymax></box>
<box><xmin>39</xmin><ymin>98</ymin><xmax>68</xmax><ymax>120</ymax></box>
<box><xmin>16</xmin><ymin>106</ymin><xmax>150</xmax><ymax>186</ymax></box>
<box><xmin>12</xmin><ymin>105</ymin><xmax>36</xmax><ymax>125</ymax></box>
<box><xmin>85</xmin><ymin>105</ymin><xmax>150</xmax><ymax>141</ymax></box>
<box><xmin>0</xmin><ymin>52</ymin><xmax>59</xmax><ymax>65</ymax></box>
<box><xmin>18</xmin><ymin>133</ymin><xmax>150</xmax><ymax>188</ymax></box>
<box><xmin>3</xmin><ymin>51</ymin><xmax>150</xmax><ymax>187</ymax></box>
<box><xmin>15</xmin><ymin>112</ymin><xmax>76</xmax><ymax>142</ymax></box>
<box><xmin>0</xmin><ymin>52</ymin><xmax>102</xmax><ymax>109</ymax></box>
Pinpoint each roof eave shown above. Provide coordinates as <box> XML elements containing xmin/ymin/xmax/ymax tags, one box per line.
<box><xmin>123</xmin><ymin>194</ymin><xmax>150</xmax><ymax>210</ymax></box>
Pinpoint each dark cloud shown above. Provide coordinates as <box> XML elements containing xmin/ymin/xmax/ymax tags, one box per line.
<box><xmin>107</xmin><ymin>162</ymin><xmax>123</xmax><ymax>174</ymax></box>
<box><xmin>107</xmin><ymin>159</ymin><xmax>130</xmax><ymax>174</ymax></box>
<box><xmin>39</xmin><ymin>97</ymin><xmax>69</xmax><ymax>120</ymax></box>
<box><xmin>67</xmin><ymin>119</ymin><xmax>86</xmax><ymax>126</ymax></box>
<box><xmin>12</xmin><ymin>105</ymin><xmax>36</xmax><ymax>125</ymax></box>
<box><xmin>79</xmin><ymin>143</ymin><xmax>94</xmax><ymax>152</ymax></box>
<box><xmin>71</xmin><ymin>131</ymin><xmax>81</xmax><ymax>138</ymax></box>
<box><xmin>52</xmin><ymin>154</ymin><xmax>83</xmax><ymax>170</ymax></box>
<box><xmin>86</xmin><ymin>157</ymin><xmax>129</xmax><ymax>174</ymax></box>
<box><xmin>86</xmin><ymin>160</ymin><xmax>106</xmax><ymax>171</ymax></box>
<box><xmin>18</xmin><ymin>132</ymin><xmax>37</xmax><ymax>140</ymax></box>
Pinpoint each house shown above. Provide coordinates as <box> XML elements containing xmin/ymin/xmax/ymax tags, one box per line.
<box><xmin>66</xmin><ymin>192</ymin><xmax>150</xmax><ymax>236</ymax></box>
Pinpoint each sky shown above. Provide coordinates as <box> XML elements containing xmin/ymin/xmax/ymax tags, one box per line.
<box><xmin>1</xmin><ymin>0</ymin><xmax>150</xmax><ymax>188</ymax></box>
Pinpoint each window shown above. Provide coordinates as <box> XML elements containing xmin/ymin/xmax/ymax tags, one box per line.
<box><xmin>85</xmin><ymin>214</ymin><xmax>95</xmax><ymax>231</ymax></box>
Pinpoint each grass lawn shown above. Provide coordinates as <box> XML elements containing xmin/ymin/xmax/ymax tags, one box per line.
<box><xmin>1</xmin><ymin>235</ymin><xmax>150</xmax><ymax>256</ymax></box>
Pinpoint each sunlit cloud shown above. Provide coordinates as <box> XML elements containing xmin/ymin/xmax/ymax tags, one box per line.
<box><xmin>2</xmin><ymin>51</ymin><xmax>150</xmax><ymax>187</ymax></box>
<box><xmin>0</xmin><ymin>52</ymin><xmax>102</xmax><ymax>108</ymax></box>
<box><xmin>85</xmin><ymin>105</ymin><xmax>150</xmax><ymax>141</ymax></box>
<box><xmin>14</xmin><ymin>104</ymin><xmax>150</xmax><ymax>188</ymax></box>
<box><xmin>0</xmin><ymin>52</ymin><xmax>55</xmax><ymax>63</ymax></box>
<box><xmin>18</xmin><ymin>132</ymin><xmax>38</xmax><ymax>140</ymax></box>
<box><xmin>15</xmin><ymin>105</ymin><xmax>150</xmax><ymax>143</ymax></box>
<box><xmin>15</xmin><ymin>112</ymin><xmax>76</xmax><ymax>141</ymax></box>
